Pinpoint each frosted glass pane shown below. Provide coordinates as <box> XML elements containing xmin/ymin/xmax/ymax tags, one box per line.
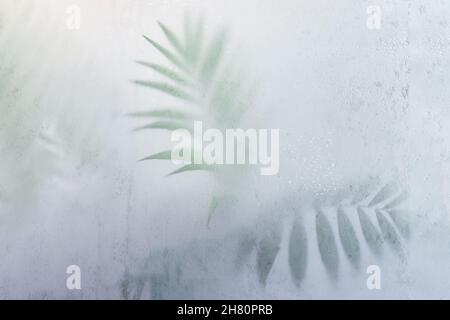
<box><xmin>0</xmin><ymin>0</ymin><xmax>449</xmax><ymax>299</ymax></box>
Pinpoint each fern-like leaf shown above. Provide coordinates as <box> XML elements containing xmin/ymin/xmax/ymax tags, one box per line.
<box><xmin>133</xmin><ymin>120</ymin><xmax>193</xmax><ymax>132</ymax></box>
<box><xmin>257</xmin><ymin>223</ymin><xmax>282</xmax><ymax>286</ymax></box>
<box><xmin>337</xmin><ymin>208</ymin><xmax>361</xmax><ymax>269</ymax></box>
<box><xmin>167</xmin><ymin>164</ymin><xmax>216</xmax><ymax>176</ymax></box>
<box><xmin>288</xmin><ymin>216</ymin><xmax>308</xmax><ymax>286</ymax></box>
<box><xmin>316</xmin><ymin>210</ymin><xmax>339</xmax><ymax>280</ymax></box>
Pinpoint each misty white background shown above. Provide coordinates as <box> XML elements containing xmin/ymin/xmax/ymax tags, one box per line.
<box><xmin>0</xmin><ymin>0</ymin><xmax>449</xmax><ymax>299</ymax></box>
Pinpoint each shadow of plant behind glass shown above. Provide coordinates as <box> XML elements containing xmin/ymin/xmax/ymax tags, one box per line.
<box><xmin>128</xmin><ymin>14</ymin><xmax>254</xmax><ymax>226</ymax></box>
<box><xmin>125</xmin><ymin>14</ymin><xmax>412</xmax><ymax>299</ymax></box>
<box><xmin>0</xmin><ymin>7</ymin><xmax>65</xmax><ymax>216</ymax></box>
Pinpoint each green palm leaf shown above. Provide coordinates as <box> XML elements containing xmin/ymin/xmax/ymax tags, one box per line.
<box><xmin>200</xmin><ymin>30</ymin><xmax>227</xmax><ymax>86</ymax></box>
<box><xmin>131</xmin><ymin>15</ymin><xmax>250</xmax><ymax>177</ymax></box>
<box><xmin>133</xmin><ymin>80</ymin><xmax>195</xmax><ymax>102</ymax></box>
<box><xmin>337</xmin><ymin>208</ymin><xmax>360</xmax><ymax>269</ymax></box>
<box><xmin>142</xmin><ymin>35</ymin><xmax>188</xmax><ymax>73</ymax></box>
<box><xmin>316</xmin><ymin>210</ymin><xmax>339</xmax><ymax>280</ymax></box>
<box><xmin>129</xmin><ymin>15</ymin><xmax>252</xmax><ymax>234</ymax></box>
<box><xmin>127</xmin><ymin>109</ymin><xmax>197</xmax><ymax>120</ymax></box>
<box><xmin>133</xmin><ymin>120</ymin><xmax>193</xmax><ymax>132</ymax></box>
<box><xmin>157</xmin><ymin>21</ymin><xmax>185</xmax><ymax>56</ymax></box>
<box><xmin>135</xmin><ymin>61</ymin><xmax>191</xmax><ymax>86</ymax></box>
<box><xmin>288</xmin><ymin>216</ymin><xmax>308</xmax><ymax>287</ymax></box>
<box><xmin>167</xmin><ymin>164</ymin><xmax>216</xmax><ymax>176</ymax></box>
<box><xmin>256</xmin><ymin>222</ymin><xmax>282</xmax><ymax>286</ymax></box>
<box><xmin>139</xmin><ymin>150</ymin><xmax>173</xmax><ymax>161</ymax></box>
<box><xmin>247</xmin><ymin>181</ymin><xmax>410</xmax><ymax>287</ymax></box>
<box><xmin>184</xmin><ymin>14</ymin><xmax>204</xmax><ymax>65</ymax></box>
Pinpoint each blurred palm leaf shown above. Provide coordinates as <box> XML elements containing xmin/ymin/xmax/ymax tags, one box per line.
<box><xmin>0</xmin><ymin>2</ymin><xmax>102</xmax><ymax>213</ymax></box>
<box><xmin>128</xmin><ymin>15</ymin><xmax>412</xmax><ymax>294</ymax></box>
<box><xmin>130</xmin><ymin>15</ymin><xmax>250</xmax><ymax>173</ymax></box>
<box><xmin>128</xmin><ymin>179</ymin><xmax>411</xmax><ymax>299</ymax></box>
<box><xmin>0</xmin><ymin>16</ymin><xmax>63</xmax><ymax>206</ymax></box>
<box><xmin>129</xmin><ymin>15</ymin><xmax>253</xmax><ymax>228</ymax></box>
<box><xmin>246</xmin><ymin>180</ymin><xmax>411</xmax><ymax>287</ymax></box>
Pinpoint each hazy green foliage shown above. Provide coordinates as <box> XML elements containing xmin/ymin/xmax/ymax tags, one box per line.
<box><xmin>250</xmin><ymin>181</ymin><xmax>410</xmax><ymax>287</ymax></box>
<box><xmin>130</xmin><ymin>15</ymin><xmax>251</xmax><ymax>176</ymax></box>
<box><xmin>0</xmin><ymin>34</ymin><xmax>61</xmax><ymax>206</ymax></box>
<box><xmin>128</xmin><ymin>15</ymin><xmax>253</xmax><ymax>233</ymax></box>
<box><xmin>127</xmin><ymin>16</ymin><xmax>411</xmax><ymax>296</ymax></box>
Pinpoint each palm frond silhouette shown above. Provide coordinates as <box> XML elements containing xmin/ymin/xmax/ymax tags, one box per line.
<box><xmin>127</xmin><ymin>16</ymin><xmax>411</xmax><ymax>298</ymax></box>
<box><xmin>130</xmin><ymin>15</ymin><xmax>252</xmax><ymax>223</ymax></box>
